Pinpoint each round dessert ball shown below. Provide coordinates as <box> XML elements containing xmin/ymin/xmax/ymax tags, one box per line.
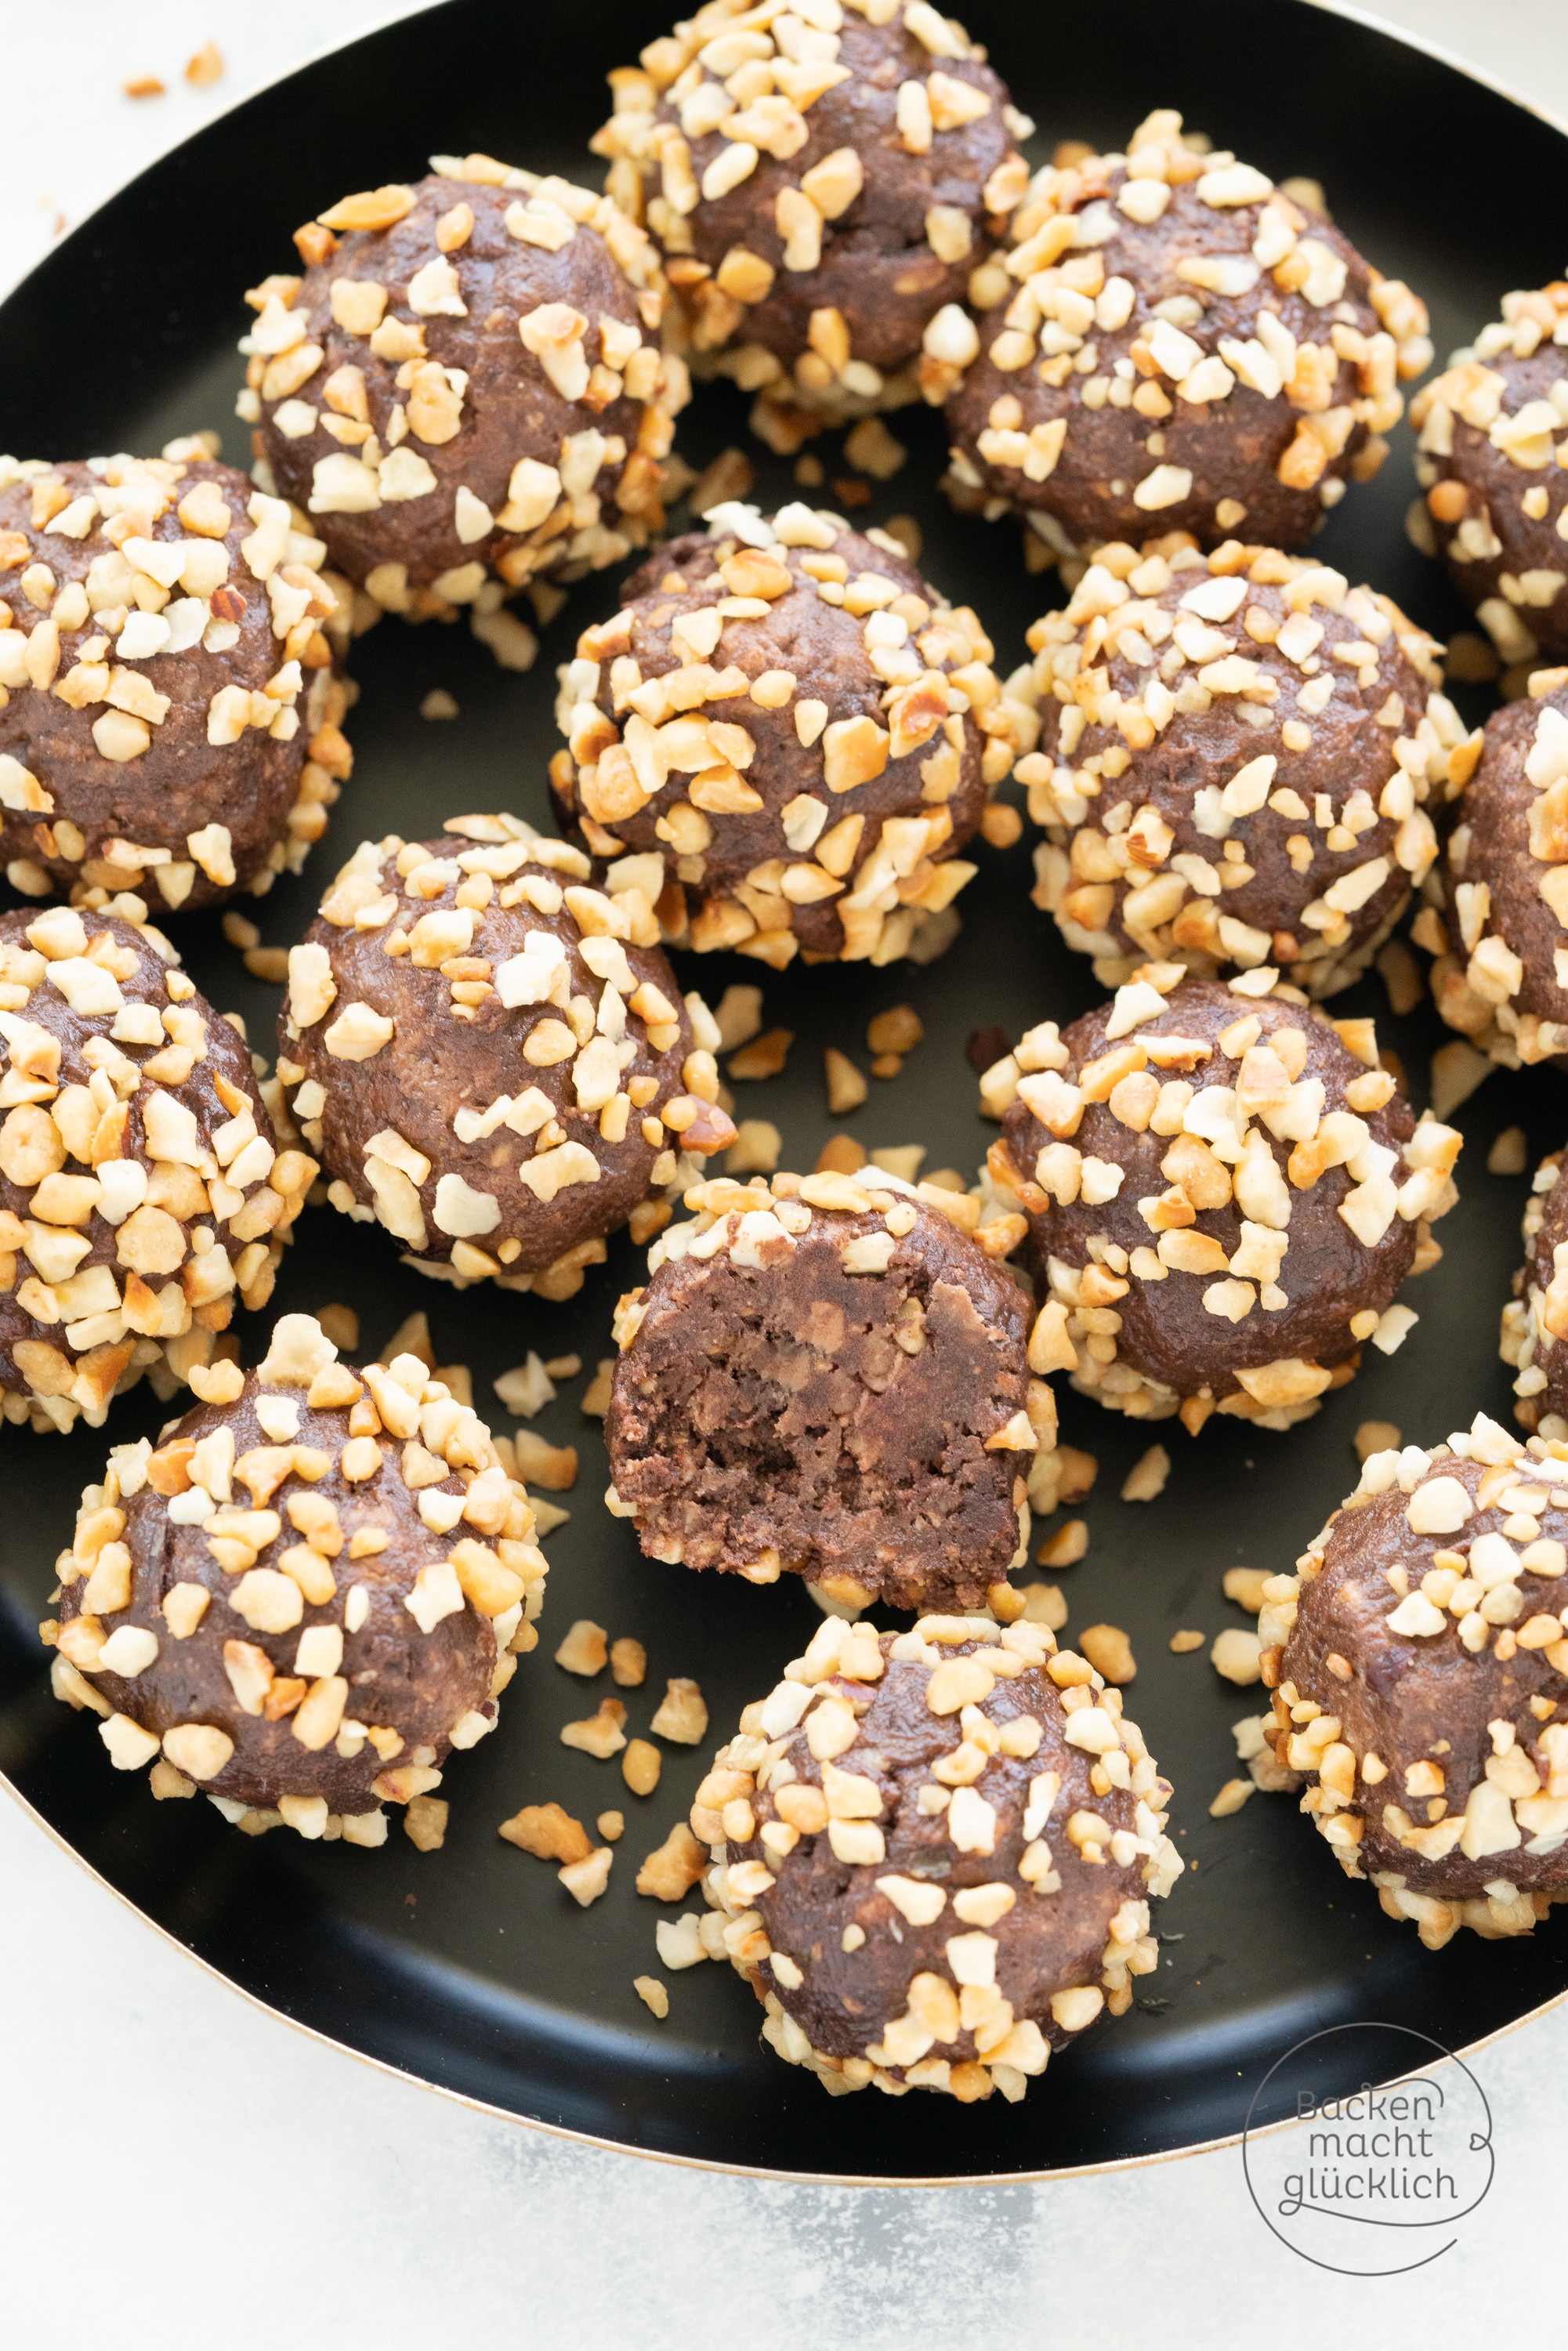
<box><xmin>551</xmin><ymin>504</ymin><xmax>1023</xmax><ymax>967</ymax></box>
<box><xmin>689</xmin><ymin>1610</ymin><xmax>1182</xmax><ymax>2103</ymax></box>
<box><xmin>1264</xmin><ymin>1410</ymin><xmax>1568</xmax><ymax>1949</ymax></box>
<box><xmin>0</xmin><ymin>446</ymin><xmax>351</xmax><ymax>911</ymax></box>
<box><xmin>0</xmin><ymin>904</ymin><xmax>316</xmax><ymax>1435</ymax></box>
<box><xmin>605</xmin><ymin>1167</ymin><xmax>1044</xmax><ymax>1612</ymax></box>
<box><xmin>246</xmin><ymin>163</ymin><xmax>679</xmax><ymax>623</ymax></box>
<box><xmin>1015</xmin><ymin>539</ymin><xmax>1467</xmax><ymax>998</ymax></box>
<box><xmin>1501</xmin><ymin>1144</ymin><xmax>1568</xmax><ymax>1436</ymax></box>
<box><xmin>941</xmin><ymin>109</ymin><xmax>1431</xmax><ymax>560</ymax></box>
<box><xmin>991</xmin><ymin>973</ymin><xmax>1463</xmax><ymax>1432</ymax></box>
<box><xmin>1410</xmin><ymin>284</ymin><xmax>1568</xmax><ymax>670</ymax></box>
<box><xmin>594</xmin><ymin>0</ymin><xmax>1027</xmax><ymax>427</ymax></box>
<box><xmin>48</xmin><ymin>1311</ymin><xmax>545</xmax><ymax>1839</ymax></box>
<box><xmin>1429</xmin><ymin>678</ymin><xmax>1568</xmax><ymax>1070</ymax></box>
<box><xmin>277</xmin><ymin>819</ymin><xmax>734</xmax><ymax>1300</ymax></box>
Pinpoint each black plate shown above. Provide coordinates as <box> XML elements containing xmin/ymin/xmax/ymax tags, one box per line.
<box><xmin>4</xmin><ymin>0</ymin><xmax>1568</xmax><ymax>2183</ymax></box>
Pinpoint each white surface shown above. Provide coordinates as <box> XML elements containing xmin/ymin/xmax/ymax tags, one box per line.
<box><xmin>5</xmin><ymin>5</ymin><xmax>1568</xmax><ymax>2344</ymax></box>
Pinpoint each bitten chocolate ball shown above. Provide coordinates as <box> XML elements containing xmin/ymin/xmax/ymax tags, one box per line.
<box><xmin>0</xmin><ymin>447</ymin><xmax>350</xmax><ymax>910</ymax></box>
<box><xmin>1429</xmin><ymin>679</ymin><xmax>1568</xmax><ymax>1069</ymax></box>
<box><xmin>1266</xmin><ymin>1411</ymin><xmax>1568</xmax><ymax>1949</ymax></box>
<box><xmin>552</xmin><ymin>505</ymin><xmax>1024</xmax><ymax>966</ymax></box>
<box><xmin>245</xmin><ymin>163</ymin><xmax>679</xmax><ymax>627</ymax></box>
<box><xmin>1410</xmin><ymin>285</ymin><xmax>1568</xmax><ymax>670</ymax></box>
<box><xmin>1014</xmin><ymin>540</ymin><xmax>1468</xmax><ymax>998</ymax></box>
<box><xmin>0</xmin><ymin>905</ymin><xmax>315</xmax><ymax>1435</ymax></box>
<box><xmin>278</xmin><ymin>817</ymin><xmax>733</xmax><ymax>1301</ymax></box>
<box><xmin>48</xmin><ymin>1312</ymin><xmax>545</xmax><ymax>1840</ymax></box>
<box><xmin>688</xmin><ymin>1610</ymin><xmax>1181</xmax><ymax>2103</ymax></box>
<box><xmin>940</xmin><ymin>110</ymin><xmax>1430</xmax><ymax>560</ymax></box>
<box><xmin>605</xmin><ymin>1168</ymin><xmax>1045</xmax><ymax>1612</ymax></box>
<box><xmin>595</xmin><ymin>0</ymin><xmax>1027</xmax><ymax>435</ymax></box>
<box><xmin>1501</xmin><ymin>1144</ymin><xmax>1568</xmax><ymax>1436</ymax></box>
<box><xmin>990</xmin><ymin>973</ymin><xmax>1462</xmax><ymax>1431</ymax></box>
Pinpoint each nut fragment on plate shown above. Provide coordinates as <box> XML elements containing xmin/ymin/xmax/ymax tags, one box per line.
<box><xmin>45</xmin><ymin>1311</ymin><xmax>545</xmax><ymax>1838</ymax></box>
<box><xmin>0</xmin><ymin>906</ymin><xmax>314</xmax><ymax>1433</ymax></box>
<box><xmin>604</xmin><ymin>1167</ymin><xmax>1045</xmax><ymax>1611</ymax></box>
<box><xmin>549</xmin><ymin>505</ymin><xmax>1030</xmax><ymax>966</ymax></box>
<box><xmin>277</xmin><ymin>815</ymin><xmax>733</xmax><ymax>1293</ymax></box>
<box><xmin>245</xmin><ymin>164</ymin><xmax>682</xmax><ymax>621</ymax></box>
<box><xmin>0</xmin><ymin>449</ymin><xmax>351</xmax><ymax>907</ymax></box>
<box><xmin>994</xmin><ymin>973</ymin><xmax>1461</xmax><ymax>1432</ymax></box>
<box><xmin>1268</xmin><ymin>1409</ymin><xmax>1568</xmax><ymax>1947</ymax></box>
<box><xmin>689</xmin><ymin>1611</ymin><xmax>1180</xmax><ymax>2103</ymax></box>
<box><xmin>1502</xmin><ymin>1143</ymin><xmax>1568</xmax><ymax>1433</ymax></box>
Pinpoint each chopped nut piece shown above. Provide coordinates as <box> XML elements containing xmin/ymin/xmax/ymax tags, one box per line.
<box><xmin>649</xmin><ymin>1677</ymin><xmax>708</xmax><ymax>1745</ymax></box>
<box><xmin>498</xmin><ymin>1801</ymin><xmax>593</xmax><ymax>1864</ymax></box>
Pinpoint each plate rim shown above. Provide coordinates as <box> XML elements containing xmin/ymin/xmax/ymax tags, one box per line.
<box><xmin>5</xmin><ymin>0</ymin><xmax>1568</xmax><ymax>2187</ymax></box>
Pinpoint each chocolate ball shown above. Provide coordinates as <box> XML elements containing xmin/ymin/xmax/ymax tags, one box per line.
<box><xmin>1410</xmin><ymin>284</ymin><xmax>1568</xmax><ymax>668</ymax></box>
<box><xmin>1501</xmin><ymin>1143</ymin><xmax>1568</xmax><ymax>1437</ymax></box>
<box><xmin>992</xmin><ymin>973</ymin><xmax>1461</xmax><ymax>1431</ymax></box>
<box><xmin>551</xmin><ymin>505</ymin><xmax>1021</xmax><ymax>966</ymax></box>
<box><xmin>1429</xmin><ymin>679</ymin><xmax>1568</xmax><ymax>1069</ymax></box>
<box><xmin>690</xmin><ymin>1611</ymin><xmax>1181</xmax><ymax>2103</ymax></box>
<box><xmin>606</xmin><ymin>1167</ymin><xmax>1042</xmax><ymax>1612</ymax></box>
<box><xmin>0</xmin><ymin>449</ymin><xmax>350</xmax><ymax>910</ymax></box>
<box><xmin>1267</xmin><ymin>1411</ymin><xmax>1568</xmax><ymax>1949</ymax></box>
<box><xmin>49</xmin><ymin>1312</ymin><xmax>545</xmax><ymax>1838</ymax></box>
<box><xmin>595</xmin><ymin>0</ymin><xmax>1025</xmax><ymax>431</ymax></box>
<box><xmin>1015</xmin><ymin>539</ymin><xmax>1465</xmax><ymax>998</ymax></box>
<box><xmin>248</xmin><ymin>165</ymin><xmax>679</xmax><ymax>621</ymax></box>
<box><xmin>942</xmin><ymin>110</ymin><xmax>1430</xmax><ymax>559</ymax></box>
<box><xmin>0</xmin><ymin>905</ymin><xmax>314</xmax><ymax>1435</ymax></box>
<box><xmin>278</xmin><ymin>819</ymin><xmax>733</xmax><ymax>1299</ymax></box>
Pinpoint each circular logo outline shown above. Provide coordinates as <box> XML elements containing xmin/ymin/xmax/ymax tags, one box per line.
<box><xmin>1240</xmin><ymin>2022</ymin><xmax>1494</xmax><ymax>2277</ymax></box>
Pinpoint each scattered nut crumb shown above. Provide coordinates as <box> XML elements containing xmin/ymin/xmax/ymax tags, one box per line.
<box><xmin>244</xmin><ymin>947</ymin><xmax>288</xmax><ymax>983</ymax></box>
<box><xmin>512</xmin><ymin>1429</ymin><xmax>578</xmax><ymax>1490</ymax></box>
<box><xmin>712</xmin><ymin>984</ymin><xmax>763</xmax><ymax>1051</ymax></box>
<box><xmin>499</xmin><ymin>1802</ymin><xmax>592</xmax><ymax>1862</ymax></box>
<box><xmin>1444</xmin><ymin>630</ymin><xmax>1499</xmax><ymax>683</ymax></box>
<box><xmin>689</xmin><ymin>447</ymin><xmax>756</xmax><ymax>516</ymax></box>
<box><xmin>1210</xmin><ymin>1628</ymin><xmax>1263</xmax><ymax>1686</ymax></box>
<box><xmin>562</xmin><ymin>1699</ymin><xmax>628</xmax><ymax>1758</ymax></box>
<box><xmin>1019</xmin><ymin>1581</ymin><xmax>1067</xmax><ymax>1630</ymax></box>
<box><xmin>404</xmin><ymin>1795</ymin><xmax>448</xmax><ymax>1851</ymax></box>
<box><xmin>598</xmin><ymin>1810</ymin><xmax>625</xmax><ymax>1842</ymax></box>
<box><xmin>1488</xmin><ymin>1126</ymin><xmax>1528</xmax><ymax>1176</ymax></box>
<box><xmin>544</xmin><ymin>1353</ymin><xmax>581</xmax><ymax>1379</ymax></box>
<box><xmin>378</xmin><ymin>1310</ymin><xmax>434</xmax><ymax>1368</ymax></box>
<box><xmin>979</xmin><ymin>802</ymin><xmax>1023</xmax><ymax>849</ymax></box>
<box><xmin>832</xmin><ymin>476</ymin><xmax>872</xmax><ymax>507</ymax></box>
<box><xmin>817</xmin><ymin>1133</ymin><xmax>866</xmax><ymax>1174</ymax></box>
<box><xmin>867</xmin><ymin>1005</ymin><xmax>923</xmax><ymax>1057</ymax></box>
<box><xmin>1353</xmin><ymin>1418</ymin><xmax>1400</xmax><ymax>1463</ymax></box>
<box><xmin>222</xmin><ymin>911</ymin><xmax>259</xmax><ymax>951</ymax></box>
<box><xmin>531</xmin><ymin>1495</ymin><xmax>570</xmax><ymax>1536</ymax></box>
<box><xmin>610</xmin><ymin>1636</ymin><xmax>647</xmax><ymax>1687</ymax></box>
<box><xmin>494</xmin><ymin>1353</ymin><xmax>558</xmax><ymax>1418</ymax></box>
<box><xmin>1078</xmin><ymin>1623</ymin><xmax>1135</xmax><ymax>1683</ymax></box>
<box><xmin>1169</xmin><ymin>1629</ymin><xmax>1206</xmax><ymax>1654</ymax></box>
<box><xmin>824</xmin><ymin>1047</ymin><xmax>868</xmax><ymax>1114</ymax></box>
<box><xmin>871</xmin><ymin>1144</ymin><xmax>925</xmax><ymax>1183</ymax></box>
<box><xmin>1429</xmin><ymin>1039</ymin><xmax>1492</xmax><ymax>1122</ymax></box>
<box><xmin>554</xmin><ymin>1620</ymin><xmax>608</xmax><ymax>1677</ymax></box>
<box><xmin>1121</xmin><ymin>1444</ymin><xmax>1170</xmax><ymax>1503</ymax></box>
<box><xmin>559</xmin><ymin>1846</ymin><xmax>614</xmax><ymax>1907</ymax></box>
<box><xmin>622</xmin><ymin>1737</ymin><xmax>662</xmax><ymax>1795</ymax></box>
<box><xmin>317</xmin><ymin>1303</ymin><xmax>359</xmax><ymax>1353</ymax></box>
<box><xmin>1209</xmin><ymin>1778</ymin><xmax>1255</xmax><ymax>1819</ymax></box>
<box><xmin>185</xmin><ymin>42</ymin><xmax>223</xmax><ymax>85</ymax></box>
<box><xmin>1376</xmin><ymin>938</ymin><xmax>1423</xmax><ymax>1016</ymax></box>
<box><xmin>726</xmin><ymin>1118</ymin><xmax>782</xmax><ymax>1175</ymax></box>
<box><xmin>880</xmin><ymin>513</ymin><xmax>922</xmax><ymax>562</ymax></box>
<box><xmin>420</xmin><ymin>688</ymin><xmax>460</xmax><ymax>720</ymax></box>
<box><xmin>581</xmin><ymin>1358</ymin><xmax>615</xmax><ymax>1417</ymax></box>
<box><xmin>649</xmin><ymin>1677</ymin><xmax>708</xmax><ymax>1745</ymax></box>
<box><xmin>1037</xmin><ymin>1518</ymin><xmax>1088</xmax><ymax>1569</ymax></box>
<box><xmin>844</xmin><ymin>416</ymin><xmax>907</xmax><ymax>480</ymax></box>
<box><xmin>1222</xmin><ymin>1567</ymin><xmax>1270</xmax><ymax>1614</ymax></box>
<box><xmin>635</xmin><ymin>1820</ymin><xmax>708</xmax><ymax>1900</ymax></box>
<box><xmin>871</xmin><ymin>1052</ymin><xmax>903</xmax><ymax>1079</ymax></box>
<box><xmin>124</xmin><ymin>75</ymin><xmax>165</xmax><ymax>99</ymax></box>
<box><xmin>729</xmin><ymin>1027</ymin><xmax>792</xmax><ymax>1081</ymax></box>
<box><xmin>795</xmin><ymin>454</ymin><xmax>825</xmax><ymax>488</ymax></box>
<box><xmin>634</xmin><ymin>1974</ymin><xmax>670</xmax><ymax>2018</ymax></box>
<box><xmin>656</xmin><ymin>1913</ymin><xmax>709</xmax><ymax>1969</ymax></box>
<box><xmin>1056</xmin><ymin>1447</ymin><xmax>1099</xmax><ymax>1504</ymax></box>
